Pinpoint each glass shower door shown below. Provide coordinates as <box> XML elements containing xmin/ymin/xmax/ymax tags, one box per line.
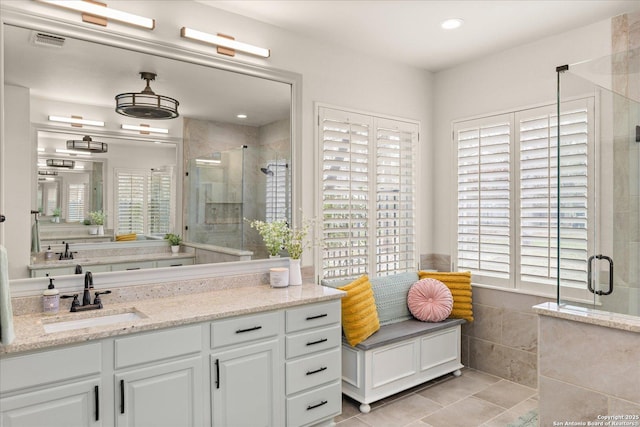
<box><xmin>557</xmin><ymin>48</ymin><xmax>640</xmax><ymax>317</ymax></box>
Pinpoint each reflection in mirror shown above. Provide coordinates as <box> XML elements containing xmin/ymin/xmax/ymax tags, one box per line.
<box><xmin>3</xmin><ymin>21</ymin><xmax>294</xmax><ymax>279</ymax></box>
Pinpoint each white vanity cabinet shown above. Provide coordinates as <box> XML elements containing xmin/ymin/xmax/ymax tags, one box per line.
<box><xmin>209</xmin><ymin>311</ymin><xmax>283</xmax><ymax>427</ymax></box>
<box><xmin>284</xmin><ymin>301</ymin><xmax>342</xmax><ymax>427</ymax></box>
<box><xmin>113</xmin><ymin>325</ymin><xmax>204</xmax><ymax>427</ymax></box>
<box><xmin>0</xmin><ymin>343</ymin><xmax>103</xmax><ymax>427</ymax></box>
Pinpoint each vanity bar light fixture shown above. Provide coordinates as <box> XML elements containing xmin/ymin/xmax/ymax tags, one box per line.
<box><xmin>180</xmin><ymin>27</ymin><xmax>270</xmax><ymax>58</ymax></box>
<box><xmin>121</xmin><ymin>124</ymin><xmax>169</xmax><ymax>134</ymax></box>
<box><xmin>37</xmin><ymin>0</ymin><xmax>155</xmax><ymax>30</ymax></box>
<box><xmin>48</xmin><ymin>115</ymin><xmax>104</xmax><ymax>127</ymax></box>
<box><xmin>46</xmin><ymin>159</ymin><xmax>75</xmax><ymax>169</ymax></box>
<box><xmin>66</xmin><ymin>135</ymin><xmax>108</xmax><ymax>153</ymax></box>
<box><xmin>115</xmin><ymin>72</ymin><xmax>179</xmax><ymax>120</ymax></box>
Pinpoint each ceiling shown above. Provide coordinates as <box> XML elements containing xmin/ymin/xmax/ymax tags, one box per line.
<box><xmin>200</xmin><ymin>0</ymin><xmax>640</xmax><ymax>71</ymax></box>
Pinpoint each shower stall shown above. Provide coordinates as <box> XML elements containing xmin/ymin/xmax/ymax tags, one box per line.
<box><xmin>556</xmin><ymin>46</ymin><xmax>639</xmax><ymax>318</ymax></box>
<box><xmin>185</xmin><ymin>146</ymin><xmax>291</xmax><ymax>258</ymax></box>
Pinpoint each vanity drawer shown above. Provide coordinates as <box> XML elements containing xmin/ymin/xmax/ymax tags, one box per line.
<box><xmin>211</xmin><ymin>311</ymin><xmax>282</xmax><ymax>349</ymax></box>
<box><xmin>286</xmin><ymin>348</ymin><xmax>341</xmax><ymax>395</ymax></box>
<box><xmin>0</xmin><ymin>343</ymin><xmax>101</xmax><ymax>393</ymax></box>
<box><xmin>286</xmin><ymin>301</ymin><xmax>340</xmax><ymax>333</ymax></box>
<box><xmin>286</xmin><ymin>324</ymin><xmax>341</xmax><ymax>359</ymax></box>
<box><xmin>286</xmin><ymin>380</ymin><xmax>341</xmax><ymax>427</ymax></box>
<box><xmin>115</xmin><ymin>325</ymin><xmax>201</xmax><ymax>369</ymax></box>
<box><xmin>110</xmin><ymin>260</ymin><xmax>155</xmax><ymax>271</ymax></box>
<box><xmin>156</xmin><ymin>258</ymin><xmax>194</xmax><ymax>268</ymax></box>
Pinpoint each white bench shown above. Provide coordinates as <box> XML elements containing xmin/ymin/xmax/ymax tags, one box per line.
<box><xmin>341</xmin><ymin>318</ymin><xmax>463</xmax><ymax>413</ymax></box>
<box><xmin>325</xmin><ymin>272</ymin><xmax>464</xmax><ymax>413</ymax></box>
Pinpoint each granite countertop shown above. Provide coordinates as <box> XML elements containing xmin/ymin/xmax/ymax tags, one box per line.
<box><xmin>533</xmin><ymin>302</ymin><xmax>640</xmax><ymax>333</ymax></box>
<box><xmin>1</xmin><ymin>284</ymin><xmax>345</xmax><ymax>355</ymax></box>
<box><xmin>29</xmin><ymin>252</ymin><xmax>195</xmax><ymax>271</ymax></box>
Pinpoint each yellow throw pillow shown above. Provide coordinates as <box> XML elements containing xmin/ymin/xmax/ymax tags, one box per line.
<box><xmin>115</xmin><ymin>233</ymin><xmax>137</xmax><ymax>241</ymax></box>
<box><xmin>338</xmin><ymin>275</ymin><xmax>380</xmax><ymax>346</ymax></box>
<box><xmin>418</xmin><ymin>271</ymin><xmax>474</xmax><ymax>322</ymax></box>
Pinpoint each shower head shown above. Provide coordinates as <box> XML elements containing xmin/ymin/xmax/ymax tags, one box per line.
<box><xmin>260</xmin><ymin>167</ymin><xmax>274</xmax><ymax>176</ymax></box>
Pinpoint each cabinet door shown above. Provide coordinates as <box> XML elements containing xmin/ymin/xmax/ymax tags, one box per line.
<box><xmin>1</xmin><ymin>379</ymin><xmax>101</xmax><ymax>427</ymax></box>
<box><xmin>115</xmin><ymin>356</ymin><xmax>202</xmax><ymax>427</ymax></box>
<box><xmin>211</xmin><ymin>339</ymin><xmax>282</xmax><ymax>427</ymax></box>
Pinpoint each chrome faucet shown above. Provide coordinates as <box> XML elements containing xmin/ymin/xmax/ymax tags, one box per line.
<box><xmin>61</xmin><ymin>271</ymin><xmax>111</xmax><ymax>312</ymax></box>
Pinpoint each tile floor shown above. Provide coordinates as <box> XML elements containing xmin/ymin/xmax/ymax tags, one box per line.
<box><xmin>335</xmin><ymin>368</ymin><xmax>538</xmax><ymax>427</ymax></box>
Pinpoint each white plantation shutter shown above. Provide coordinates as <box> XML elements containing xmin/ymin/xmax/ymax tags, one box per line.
<box><xmin>455</xmin><ymin>115</ymin><xmax>512</xmax><ymax>286</ymax></box>
<box><xmin>148</xmin><ymin>171</ymin><xmax>172</xmax><ymax>234</ymax></box>
<box><xmin>67</xmin><ymin>183</ymin><xmax>87</xmax><ymax>222</ymax></box>
<box><xmin>116</xmin><ymin>169</ymin><xmax>175</xmax><ymax>235</ymax></box>
<box><xmin>265</xmin><ymin>161</ymin><xmax>289</xmax><ymax>222</ymax></box>
<box><xmin>375</xmin><ymin>119</ymin><xmax>417</xmax><ymax>275</ymax></box>
<box><xmin>518</xmin><ymin>101</ymin><xmax>590</xmax><ymax>288</ymax></box>
<box><xmin>116</xmin><ymin>170</ymin><xmax>145</xmax><ymax>234</ymax></box>
<box><xmin>319</xmin><ymin>107</ymin><xmax>418</xmax><ymax>281</ymax></box>
<box><xmin>455</xmin><ymin>99</ymin><xmax>591</xmax><ymax>291</ymax></box>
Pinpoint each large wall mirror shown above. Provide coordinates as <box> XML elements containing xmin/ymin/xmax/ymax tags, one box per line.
<box><xmin>2</xmin><ymin>14</ymin><xmax>298</xmax><ymax>280</ymax></box>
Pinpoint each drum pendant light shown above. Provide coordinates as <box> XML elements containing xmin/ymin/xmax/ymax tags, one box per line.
<box><xmin>115</xmin><ymin>72</ymin><xmax>179</xmax><ymax>119</ymax></box>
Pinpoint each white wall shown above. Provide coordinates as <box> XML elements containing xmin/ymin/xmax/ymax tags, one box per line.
<box><xmin>430</xmin><ymin>18</ymin><xmax>613</xmax><ymax>258</ymax></box>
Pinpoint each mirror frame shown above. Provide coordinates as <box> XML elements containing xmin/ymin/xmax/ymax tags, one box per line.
<box><xmin>1</xmin><ymin>7</ymin><xmax>302</xmax><ymax>292</ymax></box>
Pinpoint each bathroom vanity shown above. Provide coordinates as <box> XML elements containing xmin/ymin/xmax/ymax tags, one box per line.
<box><xmin>0</xmin><ymin>282</ymin><xmax>344</xmax><ymax>427</ymax></box>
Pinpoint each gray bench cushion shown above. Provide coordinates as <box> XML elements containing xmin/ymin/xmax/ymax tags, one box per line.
<box><xmin>346</xmin><ymin>318</ymin><xmax>465</xmax><ymax>351</ymax></box>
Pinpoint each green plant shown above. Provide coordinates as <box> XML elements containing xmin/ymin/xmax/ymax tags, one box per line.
<box><xmin>284</xmin><ymin>217</ymin><xmax>313</xmax><ymax>260</ymax></box>
<box><xmin>52</xmin><ymin>207</ymin><xmax>61</xmax><ymax>217</ymax></box>
<box><xmin>164</xmin><ymin>233</ymin><xmax>182</xmax><ymax>246</ymax></box>
<box><xmin>249</xmin><ymin>219</ymin><xmax>288</xmax><ymax>256</ymax></box>
<box><xmin>88</xmin><ymin>210</ymin><xmax>105</xmax><ymax>225</ymax></box>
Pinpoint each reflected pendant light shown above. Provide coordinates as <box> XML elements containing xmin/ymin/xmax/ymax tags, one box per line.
<box><xmin>115</xmin><ymin>72</ymin><xmax>179</xmax><ymax>119</ymax></box>
<box><xmin>66</xmin><ymin>135</ymin><xmax>108</xmax><ymax>153</ymax></box>
<box><xmin>46</xmin><ymin>159</ymin><xmax>75</xmax><ymax>169</ymax></box>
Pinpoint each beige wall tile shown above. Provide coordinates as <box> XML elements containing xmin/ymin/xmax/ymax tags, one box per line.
<box><xmin>469</xmin><ymin>338</ymin><xmax>537</xmax><ymax>388</ymax></box>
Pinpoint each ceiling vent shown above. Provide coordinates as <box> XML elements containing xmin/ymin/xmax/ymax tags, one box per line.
<box><xmin>31</xmin><ymin>31</ymin><xmax>65</xmax><ymax>48</ymax></box>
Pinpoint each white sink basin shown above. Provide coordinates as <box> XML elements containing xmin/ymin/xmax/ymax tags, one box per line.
<box><xmin>43</xmin><ymin>310</ymin><xmax>145</xmax><ymax>333</ymax></box>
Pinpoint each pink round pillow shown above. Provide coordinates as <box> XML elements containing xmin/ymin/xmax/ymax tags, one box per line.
<box><xmin>407</xmin><ymin>278</ymin><xmax>453</xmax><ymax>322</ymax></box>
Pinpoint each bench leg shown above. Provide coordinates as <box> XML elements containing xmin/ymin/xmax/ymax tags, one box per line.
<box><xmin>453</xmin><ymin>369</ymin><xmax>462</xmax><ymax>377</ymax></box>
<box><xmin>359</xmin><ymin>403</ymin><xmax>371</xmax><ymax>413</ymax></box>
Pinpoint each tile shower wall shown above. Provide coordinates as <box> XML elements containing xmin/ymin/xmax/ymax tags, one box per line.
<box><xmin>421</xmin><ymin>253</ymin><xmax>552</xmax><ymax>389</ymax></box>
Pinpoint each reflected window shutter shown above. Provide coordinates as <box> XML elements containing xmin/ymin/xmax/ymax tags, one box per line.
<box><xmin>519</xmin><ymin>104</ymin><xmax>589</xmax><ymax>287</ymax></box>
<box><xmin>455</xmin><ymin>117</ymin><xmax>511</xmax><ymax>284</ymax></box>
<box><xmin>67</xmin><ymin>183</ymin><xmax>86</xmax><ymax>222</ymax></box>
<box><xmin>116</xmin><ymin>170</ymin><xmax>145</xmax><ymax>234</ymax></box>
<box><xmin>265</xmin><ymin>161</ymin><xmax>289</xmax><ymax>223</ymax></box>
<box><xmin>148</xmin><ymin>171</ymin><xmax>172</xmax><ymax>234</ymax></box>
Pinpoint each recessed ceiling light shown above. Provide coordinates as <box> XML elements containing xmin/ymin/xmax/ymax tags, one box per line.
<box><xmin>236</xmin><ymin>114</ymin><xmax>247</xmax><ymax>119</ymax></box>
<box><xmin>441</xmin><ymin>18</ymin><xmax>464</xmax><ymax>30</ymax></box>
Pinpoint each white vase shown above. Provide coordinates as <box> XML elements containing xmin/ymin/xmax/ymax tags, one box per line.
<box><xmin>88</xmin><ymin>226</ymin><xmax>98</xmax><ymax>235</ymax></box>
<box><xmin>289</xmin><ymin>258</ymin><xmax>302</xmax><ymax>286</ymax></box>
<box><xmin>97</xmin><ymin>225</ymin><xmax>104</xmax><ymax>235</ymax></box>
<box><xmin>171</xmin><ymin>245</ymin><xmax>180</xmax><ymax>254</ymax></box>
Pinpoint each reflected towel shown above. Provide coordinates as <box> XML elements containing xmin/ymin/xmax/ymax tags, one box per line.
<box><xmin>31</xmin><ymin>220</ymin><xmax>41</xmax><ymax>253</ymax></box>
<box><xmin>0</xmin><ymin>245</ymin><xmax>15</xmax><ymax>345</ymax></box>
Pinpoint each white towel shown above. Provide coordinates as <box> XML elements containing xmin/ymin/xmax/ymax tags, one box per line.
<box><xmin>0</xmin><ymin>245</ymin><xmax>15</xmax><ymax>345</ymax></box>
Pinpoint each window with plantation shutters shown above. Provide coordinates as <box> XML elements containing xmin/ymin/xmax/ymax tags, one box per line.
<box><xmin>115</xmin><ymin>168</ymin><xmax>174</xmax><ymax>235</ymax></box>
<box><xmin>319</xmin><ymin>106</ymin><xmax>418</xmax><ymax>282</ymax></box>
<box><xmin>67</xmin><ymin>183</ymin><xmax>87</xmax><ymax>222</ymax></box>
<box><xmin>454</xmin><ymin>98</ymin><xmax>592</xmax><ymax>292</ymax></box>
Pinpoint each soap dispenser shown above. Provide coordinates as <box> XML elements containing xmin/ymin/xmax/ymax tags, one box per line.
<box><xmin>45</xmin><ymin>245</ymin><xmax>54</xmax><ymax>260</ymax></box>
<box><xmin>43</xmin><ymin>275</ymin><xmax>60</xmax><ymax>314</ymax></box>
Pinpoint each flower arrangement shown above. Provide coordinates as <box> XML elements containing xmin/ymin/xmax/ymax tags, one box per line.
<box><xmin>88</xmin><ymin>210</ymin><xmax>105</xmax><ymax>226</ymax></box>
<box><xmin>249</xmin><ymin>219</ymin><xmax>288</xmax><ymax>257</ymax></box>
<box><xmin>164</xmin><ymin>233</ymin><xmax>182</xmax><ymax>246</ymax></box>
<box><xmin>52</xmin><ymin>207</ymin><xmax>61</xmax><ymax>218</ymax></box>
<box><xmin>284</xmin><ymin>217</ymin><xmax>313</xmax><ymax>260</ymax></box>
